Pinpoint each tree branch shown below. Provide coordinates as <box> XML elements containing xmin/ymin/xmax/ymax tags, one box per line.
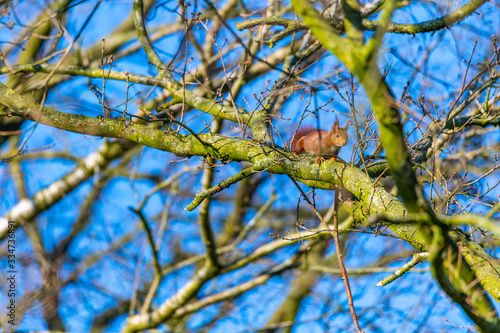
<box><xmin>237</xmin><ymin>0</ymin><xmax>490</xmax><ymax>44</ymax></box>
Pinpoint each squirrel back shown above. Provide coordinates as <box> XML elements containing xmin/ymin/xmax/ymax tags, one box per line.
<box><xmin>291</xmin><ymin>127</ymin><xmax>325</xmax><ymax>153</ymax></box>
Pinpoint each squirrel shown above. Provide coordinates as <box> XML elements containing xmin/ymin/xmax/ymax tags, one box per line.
<box><xmin>291</xmin><ymin>116</ymin><xmax>350</xmax><ymax>163</ymax></box>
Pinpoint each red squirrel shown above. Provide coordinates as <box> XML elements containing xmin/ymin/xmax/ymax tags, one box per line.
<box><xmin>291</xmin><ymin>116</ymin><xmax>349</xmax><ymax>162</ymax></box>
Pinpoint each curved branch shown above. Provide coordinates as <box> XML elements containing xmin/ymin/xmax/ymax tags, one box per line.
<box><xmin>237</xmin><ymin>0</ymin><xmax>489</xmax><ymax>44</ymax></box>
<box><xmin>0</xmin><ymin>64</ymin><xmax>250</xmax><ymax>124</ymax></box>
<box><xmin>290</xmin><ymin>0</ymin><xmax>500</xmax><ymax>330</ymax></box>
<box><xmin>185</xmin><ymin>165</ymin><xmax>265</xmax><ymax>211</ymax></box>
<box><xmin>0</xmin><ymin>139</ymin><xmax>136</xmax><ymax>238</ymax></box>
<box><xmin>2</xmin><ymin>79</ymin><xmax>500</xmax><ymax>328</ymax></box>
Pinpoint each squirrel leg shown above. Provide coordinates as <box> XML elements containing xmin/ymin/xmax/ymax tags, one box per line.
<box><xmin>316</xmin><ymin>156</ymin><xmax>325</xmax><ymax>165</ymax></box>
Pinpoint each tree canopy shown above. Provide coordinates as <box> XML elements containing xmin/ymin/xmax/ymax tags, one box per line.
<box><xmin>1</xmin><ymin>0</ymin><xmax>500</xmax><ymax>332</ymax></box>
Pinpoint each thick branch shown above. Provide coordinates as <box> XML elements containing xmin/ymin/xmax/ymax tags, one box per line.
<box><xmin>237</xmin><ymin>0</ymin><xmax>489</xmax><ymax>43</ymax></box>
<box><xmin>2</xmin><ymin>80</ymin><xmax>500</xmax><ymax>317</ymax></box>
<box><xmin>290</xmin><ymin>0</ymin><xmax>500</xmax><ymax>330</ymax></box>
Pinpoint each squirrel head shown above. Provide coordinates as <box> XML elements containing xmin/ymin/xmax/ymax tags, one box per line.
<box><xmin>329</xmin><ymin>116</ymin><xmax>350</xmax><ymax>147</ymax></box>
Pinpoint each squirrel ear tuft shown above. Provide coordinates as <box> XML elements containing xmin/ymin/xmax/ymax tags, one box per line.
<box><xmin>333</xmin><ymin>116</ymin><xmax>339</xmax><ymax>131</ymax></box>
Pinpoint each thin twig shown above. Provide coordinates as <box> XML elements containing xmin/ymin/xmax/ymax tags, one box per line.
<box><xmin>288</xmin><ymin>176</ymin><xmax>363</xmax><ymax>333</ymax></box>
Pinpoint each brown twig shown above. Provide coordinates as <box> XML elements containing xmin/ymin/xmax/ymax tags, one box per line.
<box><xmin>288</xmin><ymin>176</ymin><xmax>363</xmax><ymax>333</ymax></box>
